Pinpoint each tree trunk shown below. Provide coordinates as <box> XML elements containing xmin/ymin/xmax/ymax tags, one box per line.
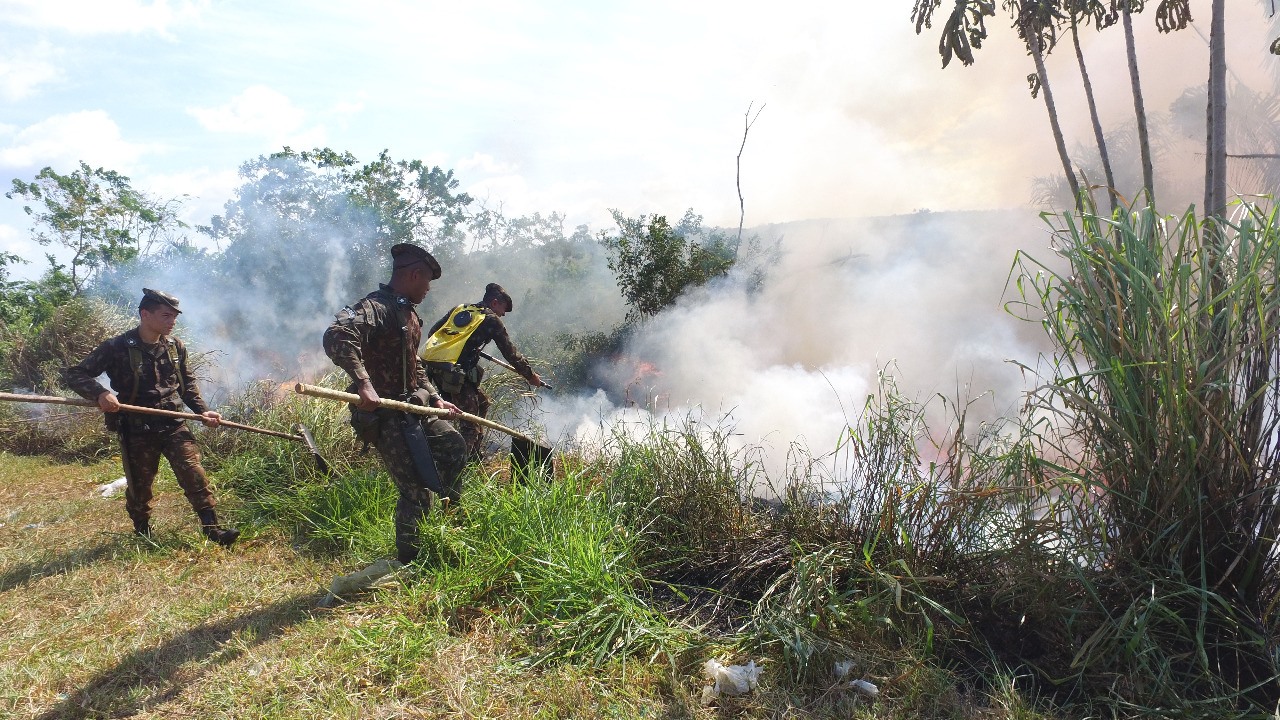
<box><xmin>1072</xmin><ymin>16</ymin><xmax>1118</xmax><ymax>214</ymax></box>
<box><xmin>1122</xmin><ymin>2</ymin><xmax>1156</xmax><ymax>205</ymax></box>
<box><xmin>1204</xmin><ymin>0</ymin><xmax>1227</xmax><ymax>218</ymax></box>
<box><xmin>1029</xmin><ymin>30</ymin><xmax>1081</xmax><ymax>208</ymax></box>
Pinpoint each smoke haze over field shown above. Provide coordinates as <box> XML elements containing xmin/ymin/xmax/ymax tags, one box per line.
<box><xmin>532</xmin><ymin>210</ymin><xmax>1056</xmax><ymax>477</ymax></box>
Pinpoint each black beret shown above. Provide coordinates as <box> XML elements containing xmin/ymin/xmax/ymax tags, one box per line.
<box><xmin>391</xmin><ymin>243</ymin><xmax>442</xmax><ymax>279</ymax></box>
<box><xmin>139</xmin><ymin>288</ymin><xmax>181</xmax><ymax>313</ymax></box>
<box><xmin>483</xmin><ymin>282</ymin><xmax>513</xmax><ymax>311</ymax></box>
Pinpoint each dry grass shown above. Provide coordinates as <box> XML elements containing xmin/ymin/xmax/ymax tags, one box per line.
<box><xmin>0</xmin><ymin>453</ymin><xmax>691</xmax><ymax>719</ymax></box>
<box><xmin>0</xmin><ymin>447</ymin><xmax>1061</xmax><ymax>720</ymax></box>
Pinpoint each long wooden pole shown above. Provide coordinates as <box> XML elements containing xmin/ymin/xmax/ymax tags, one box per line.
<box><xmin>478</xmin><ymin>350</ymin><xmax>554</xmax><ymax>391</ymax></box>
<box><xmin>0</xmin><ymin>391</ymin><xmax>305</xmax><ymax>442</ymax></box>
<box><xmin>293</xmin><ymin>383</ymin><xmax>545</xmax><ymax>447</ymax></box>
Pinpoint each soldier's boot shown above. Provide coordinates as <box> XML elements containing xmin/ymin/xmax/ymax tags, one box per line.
<box><xmin>133</xmin><ymin>517</ymin><xmax>151</xmax><ymax>538</ymax></box>
<box><xmin>196</xmin><ymin>508</ymin><xmax>239</xmax><ymax>548</ymax></box>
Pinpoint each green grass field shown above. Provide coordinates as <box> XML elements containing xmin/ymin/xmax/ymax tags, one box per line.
<box><xmin>0</xmin><ymin>453</ymin><xmax>689</xmax><ymax>719</ymax></box>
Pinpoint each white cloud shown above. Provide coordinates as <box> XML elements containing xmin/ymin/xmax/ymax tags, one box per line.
<box><xmin>138</xmin><ymin>166</ymin><xmax>239</xmax><ymax>238</ymax></box>
<box><xmin>0</xmin><ymin>110</ymin><xmax>150</xmax><ymax>171</ymax></box>
<box><xmin>0</xmin><ymin>222</ymin><xmax>48</xmax><ymax>282</ymax></box>
<box><xmin>0</xmin><ymin>0</ymin><xmax>208</xmax><ymax>38</ymax></box>
<box><xmin>187</xmin><ymin>85</ymin><xmax>326</xmax><ymax>149</ymax></box>
<box><xmin>0</xmin><ymin>43</ymin><xmax>62</xmax><ymax>101</ymax></box>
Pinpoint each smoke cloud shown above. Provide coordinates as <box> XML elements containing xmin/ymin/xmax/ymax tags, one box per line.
<box><xmin>532</xmin><ymin>210</ymin><xmax>1058</xmax><ymax>480</ymax></box>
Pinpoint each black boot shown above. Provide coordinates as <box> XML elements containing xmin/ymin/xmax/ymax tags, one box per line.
<box><xmin>197</xmin><ymin>508</ymin><xmax>239</xmax><ymax>548</ymax></box>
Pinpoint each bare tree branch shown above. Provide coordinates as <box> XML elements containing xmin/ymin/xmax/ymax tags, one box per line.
<box><xmin>737</xmin><ymin>102</ymin><xmax>765</xmax><ymax>247</ymax></box>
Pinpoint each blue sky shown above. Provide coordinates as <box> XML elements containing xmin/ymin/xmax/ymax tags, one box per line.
<box><xmin>1</xmin><ymin>0</ymin><xmax>1276</xmax><ymax>280</ymax></box>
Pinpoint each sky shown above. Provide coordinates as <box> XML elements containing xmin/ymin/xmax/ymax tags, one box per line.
<box><xmin>3</xmin><ymin>0</ymin><xmax>1274</xmax><ymax>277</ymax></box>
<box><xmin>1</xmin><ymin>1</ymin><xmax>1277</xmax><ymax>476</ymax></box>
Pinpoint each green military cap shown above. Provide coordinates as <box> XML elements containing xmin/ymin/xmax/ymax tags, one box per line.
<box><xmin>483</xmin><ymin>282</ymin><xmax>513</xmax><ymax>311</ymax></box>
<box><xmin>139</xmin><ymin>287</ymin><xmax>181</xmax><ymax>313</ymax></box>
<box><xmin>391</xmin><ymin>243</ymin><xmax>442</xmax><ymax>279</ymax></box>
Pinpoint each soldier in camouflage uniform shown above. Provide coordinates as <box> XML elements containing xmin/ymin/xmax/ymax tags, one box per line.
<box><xmin>323</xmin><ymin>243</ymin><xmax>467</xmax><ymax>565</ymax></box>
<box><xmin>63</xmin><ymin>288</ymin><xmax>239</xmax><ymax>546</ymax></box>
<box><xmin>421</xmin><ymin>283</ymin><xmax>546</xmax><ymax>459</ymax></box>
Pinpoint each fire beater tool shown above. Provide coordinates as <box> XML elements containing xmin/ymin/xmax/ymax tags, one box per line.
<box><xmin>478</xmin><ymin>350</ymin><xmax>555</xmax><ymax>391</ymax></box>
<box><xmin>0</xmin><ymin>391</ymin><xmax>331</xmax><ymax>474</ymax></box>
<box><xmin>293</xmin><ymin>383</ymin><xmax>554</xmax><ymax>480</ymax></box>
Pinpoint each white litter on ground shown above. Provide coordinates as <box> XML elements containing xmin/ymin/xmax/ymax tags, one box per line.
<box><xmin>317</xmin><ymin>558</ymin><xmax>404</xmax><ymax>607</ymax></box>
<box><xmin>97</xmin><ymin>478</ymin><xmax>127</xmax><ymax>498</ymax></box>
<box><xmin>700</xmin><ymin>659</ymin><xmax>761</xmax><ymax>704</ymax></box>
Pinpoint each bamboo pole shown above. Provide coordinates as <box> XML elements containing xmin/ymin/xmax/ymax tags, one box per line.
<box><xmin>293</xmin><ymin>383</ymin><xmax>545</xmax><ymax>447</ymax></box>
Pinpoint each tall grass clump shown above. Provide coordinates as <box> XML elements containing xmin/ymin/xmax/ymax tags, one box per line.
<box><xmin>755</xmin><ymin>373</ymin><xmax>1067</xmax><ymax>682</ymax></box>
<box><xmin>0</xmin><ymin>296</ymin><xmax>132</xmax><ymax>393</ymax></box>
<box><xmin>594</xmin><ymin>414</ymin><xmax>769</xmax><ymax>596</ymax></box>
<box><xmin>1016</xmin><ymin>200</ymin><xmax>1280</xmax><ymax>710</ymax></box>
<box><xmin>415</xmin><ymin>467</ymin><xmax>685</xmax><ymax>667</ymax></box>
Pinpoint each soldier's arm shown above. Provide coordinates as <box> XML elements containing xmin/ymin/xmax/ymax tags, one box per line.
<box><xmin>323</xmin><ymin>304</ymin><xmax>373</xmax><ymax>383</ymax></box>
<box><xmin>487</xmin><ymin>317</ymin><xmax>536</xmax><ymax>380</ymax></box>
<box><xmin>62</xmin><ymin>341</ymin><xmax>115</xmax><ymax>402</ymax></box>
<box><xmin>175</xmin><ymin>340</ymin><xmax>212</xmax><ymax>415</ymax></box>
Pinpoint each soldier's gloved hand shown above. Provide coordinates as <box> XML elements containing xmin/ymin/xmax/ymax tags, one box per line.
<box><xmin>407</xmin><ymin>388</ymin><xmax>433</xmax><ymax>406</ymax></box>
<box><xmin>201</xmin><ymin>411</ymin><xmax>222</xmax><ymax>428</ymax></box>
<box><xmin>97</xmin><ymin>391</ymin><xmax>121</xmax><ymax>413</ymax></box>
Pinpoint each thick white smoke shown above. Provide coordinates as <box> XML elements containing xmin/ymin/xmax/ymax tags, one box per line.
<box><xmin>534</xmin><ymin>210</ymin><xmax>1058</xmax><ymax>480</ymax></box>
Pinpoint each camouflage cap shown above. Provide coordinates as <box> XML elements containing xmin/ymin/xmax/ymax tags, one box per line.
<box><xmin>139</xmin><ymin>287</ymin><xmax>181</xmax><ymax>313</ymax></box>
<box><xmin>482</xmin><ymin>282</ymin><xmax>513</xmax><ymax>312</ymax></box>
<box><xmin>391</xmin><ymin>243</ymin><xmax>442</xmax><ymax>279</ymax></box>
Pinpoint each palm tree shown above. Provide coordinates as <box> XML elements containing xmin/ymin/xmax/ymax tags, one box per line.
<box><xmin>1112</xmin><ymin>0</ymin><xmax>1157</xmax><ymax>204</ymax></box>
<box><xmin>1203</xmin><ymin>0</ymin><xmax>1226</xmax><ymax>217</ymax></box>
<box><xmin>910</xmin><ymin>0</ymin><xmax>1082</xmax><ymax>206</ymax></box>
<box><xmin>1064</xmin><ymin>0</ymin><xmax>1119</xmax><ymax>213</ymax></box>
<box><xmin>1012</xmin><ymin>0</ymin><xmax>1083</xmax><ymax>206</ymax></box>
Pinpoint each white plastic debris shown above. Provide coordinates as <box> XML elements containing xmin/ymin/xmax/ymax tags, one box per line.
<box><xmin>700</xmin><ymin>659</ymin><xmax>761</xmax><ymax>704</ymax></box>
<box><xmin>97</xmin><ymin>477</ymin><xmax>128</xmax><ymax>498</ymax></box>
<box><xmin>832</xmin><ymin>659</ymin><xmax>879</xmax><ymax>699</ymax></box>
<box><xmin>849</xmin><ymin>679</ymin><xmax>879</xmax><ymax>698</ymax></box>
<box><xmin>318</xmin><ymin>558</ymin><xmax>403</xmax><ymax>607</ymax></box>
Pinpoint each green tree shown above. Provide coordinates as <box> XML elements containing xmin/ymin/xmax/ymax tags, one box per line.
<box><xmin>5</xmin><ymin>162</ymin><xmax>186</xmax><ymax>295</ymax></box>
<box><xmin>598</xmin><ymin>209</ymin><xmax>736</xmax><ymax>320</ymax></box>
<box><xmin>202</xmin><ymin>147</ymin><xmax>473</xmax><ymax>293</ymax></box>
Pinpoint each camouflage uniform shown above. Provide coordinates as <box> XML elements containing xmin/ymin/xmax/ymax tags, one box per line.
<box><xmin>63</xmin><ymin>328</ymin><xmax>218</xmax><ymax>530</ymax></box>
<box><xmin>425</xmin><ymin>305</ymin><xmax>536</xmax><ymax>458</ymax></box>
<box><xmin>323</xmin><ymin>283</ymin><xmax>467</xmax><ymax>564</ymax></box>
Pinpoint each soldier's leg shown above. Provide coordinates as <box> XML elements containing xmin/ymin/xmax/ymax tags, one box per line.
<box><xmin>422</xmin><ymin>416</ymin><xmax>467</xmax><ymax>503</ymax></box>
<box><xmin>160</xmin><ymin>427</ymin><xmax>215</xmax><ymax>512</ymax></box>
<box><xmin>163</xmin><ymin>427</ymin><xmax>238</xmax><ymax>547</ymax></box>
<box><xmin>453</xmin><ymin>383</ymin><xmax>488</xmax><ymax>459</ymax></box>
<box><xmin>122</xmin><ymin>430</ymin><xmax>164</xmax><ymax>533</ymax></box>
<box><xmin>375</xmin><ymin>412</ymin><xmax>434</xmax><ymax>564</ymax></box>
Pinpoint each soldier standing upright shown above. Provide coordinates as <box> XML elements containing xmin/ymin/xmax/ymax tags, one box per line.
<box><xmin>323</xmin><ymin>243</ymin><xmax>467</xmax><ymax>565</ymax></box>
<box><xmin>420</xmin><ymin>282</ymin><xmax>546</xmax><ymax>459</ymax></box>
<box><xmin>63</xmin><ymin>288</ymin><xmax>239</xmax><ymax>546</ymax></box>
